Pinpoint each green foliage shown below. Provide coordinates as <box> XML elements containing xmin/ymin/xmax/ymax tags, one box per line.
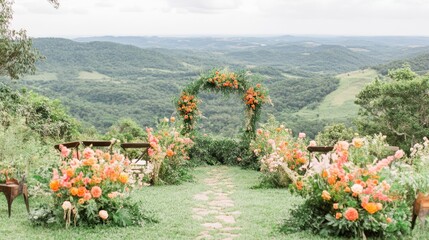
<box><xmin>0</xmin><ymin>117</ymin><xmax>58</xmax><ymax>181</ymax></box>
<box><xmin>106</xmin><ymin>118</ymin><xmax>146</xmax><ymax>143</ymax></box>
<box><xmin>0</xmin><ymin>82</ymin><xmax>80</xmax><ymax>140</ymax></box>
<box><xmin>355</xmin><ymin>66</ymin><xmax>429</xmax><ymax>151</ymax></box>
<box><xmin>315</xmin><ymin>123</ymin><xmax>355</xmax><ymax>146</ymax></box>
<box><xmin>0</xmin><ymin>0</ymin><xmax>42</xmax><ymax>79</ymax></box>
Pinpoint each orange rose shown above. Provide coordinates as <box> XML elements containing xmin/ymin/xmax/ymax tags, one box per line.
<box><xmin>386</xmin><ymin>217</ymin><xmax>392</xmax><ymax>223</ymax></box>
<box><xmin>69</xmin><ymin>187</ymin><xmax>79</xmax><ymax>196</ymax></box>
<box><xmin>91</xmin><ymin>176</ymin><xmax>102</xmax><ymax>184</ymax></box>
<box><xmin>83</xmin><ymin>157</ymin><xmax>97</xmax><ymax>166</ymax></box>
<box><xmin>333</xmin><ymin>203</ymin><xmax>339</xmax><ymax>210</ymax></box>
<box><xmin>321</xmin><ymin>190</ymin><xmax>331</xmax><ymax>201</ymax></box>
<box><xmin>91</xmin><ymin>186</ymin><xmax>102</xmax><ymax>198</ymax></box>
<box><xmin>335</xmin><ymin>212</ymin><xmax>342</xmax><ymax>219</ymax></box>
<box><xmin>363</xmin><ymin>202</ymin><xmax>378</xmax><ymax>214</ymax></box>
<box><xmin>322</xmin><ymin>170</ymin><xmax>328</xmax><ymax>178</ymax></box>
<box><xmin>66</xmin><ymin>168</ymin><xmax>74</xmax><ymax>178</ymax></box>
<box><xmin>344</xmin><ymin>187</ymin><xmax>351</xmax><ymax>193</ymax></box>
<box><xmin>344</xmin><ymin>207</ymin><xmax>359</xmax><ymax>221</ymax></box>
<box><xmin>78</xmin><ymin>198</ymin><xmax>85</xmax><ymax>205</ymax></box>
<box><xmin>50</xmin><ymin>180</ymin><xmax>60</xmax><ymax>192</ymax></box>
<box><xmin>166</xmin><ymin>149</ymin><xmax>175</xmax><ymax>157</ymax></box>
<box><xmin>296</xmin><ymin>181</ymin><xmax>303</xmax><ymax>190</ymax></box>
<box><xmin>77</xmin><ymin>186</ymin><xmax>86</xmax><ymax>197</ymax></box>
<box><xmin>118</xmin><ymin>173</ymin><xmax>129</xmax><ymax>184</ymax></box>
<box><xmin>83</xmin><ymin>192</ymin><xmax>92</xmax><ymax>201</ymax></box>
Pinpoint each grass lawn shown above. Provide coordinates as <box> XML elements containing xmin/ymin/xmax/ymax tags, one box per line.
<box><xmin>0</xmin><ymin>166</ymin><xmax>427</xmax><ymax>239</ymax></box>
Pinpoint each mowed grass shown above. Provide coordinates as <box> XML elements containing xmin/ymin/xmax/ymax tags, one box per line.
<box><xmin>295</xmin><ymin>69</ymin><xmax>378</xmax><ymax>121</ymax></box>
<box><xmin>1</xmin><ymin>166</ymin><xmax>428</xmax><ymax>239</ymax></box>
<box><xmin>23</xmin><ymin>72</ymin><xmax>58</xmax><ymax>81</ymax></box>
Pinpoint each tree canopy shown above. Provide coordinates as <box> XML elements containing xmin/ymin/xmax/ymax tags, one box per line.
<box><xmin>355</xmin><ymin>65</ymin><xmax>429</xmax><ymax>150</ymax></box>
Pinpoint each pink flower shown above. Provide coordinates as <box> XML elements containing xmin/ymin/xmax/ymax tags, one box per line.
<box><xmin>309</xmin><ymin>140</ymin><xmax>317</xmax><ymax>146</ymax></box>
<box><xmin>83</xmin><ymin>147</ymin><xmax>95</xmax><ymax>159</ymax></box>
<box><xmin>91</xmin><ymin>186</ymin><xmax>102</xmax><ymax>198</ymax></box>
<box><xmin>335</xmin><ymin>141</ymin><xmax>349</xmax><ymax>151</ymax></box>
<box><xmin>84</xmin><ymin>192</ymin><xmax>92</xmax><ymax>201</ymax></box>
<box><xmin>60</xmin><ymin>145</ymin><xmax>71</xmax><ymax>158</ymax></box>
<box><xmin>148</xmin><ymin>148</ymin><xmax>155</xmax><ymax>157</ymax></box>
<box><xmin>257</xmin><ymin>128</ymin><xmax>263</xmax><ymax>135</ymax></box>
<box><xmin>298</xmin><ymin>132</ymin><xmax>306</xmax><ymax>138</ymax></box>
<box><xmin>394</xmin><ymin>150</ymin><xmax>405</xmax><ymax>159</ymax></box>
<box><xmin>99</xmin><ymin>210</ymin><xmax>108</xmax><ymax>220</ymax></box>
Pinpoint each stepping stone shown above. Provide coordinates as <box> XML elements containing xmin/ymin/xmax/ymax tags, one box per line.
<box><xmin>193</xmin><ymin>208</ymin><xmax>219</xmax><ymax>216</ymax></box>
<box><xmin>194</xmin><ymin>193</ymin><xmax>209</xmax><ymax>201</ymax></box>
<box><xmin>229</xmin><ymin>211</ymin><xmax>241</xmax><ymax>215</ymax></box>
<box><xmin>216</xmin><ymin>215</ymin><xmax>236</xmax><ymax>224</ymax></box>
<box><xmin>202</xmin><ymin>222</ymin><xmax>223</xmax><ymax>229</ymax></box>
<box><xmin>209</xmin><ymin>200</ymin><xmax>234</xmax><ymax>207</ymax></box>
<box><xmin>222</xmin><ymin>227</ymin><xmax>242</xmax><ymax>231</ymax></box>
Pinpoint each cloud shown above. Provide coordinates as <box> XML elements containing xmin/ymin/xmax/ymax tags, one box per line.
<box><xmin>163</xmin><ymin>0</ymin><xmax>243</xmax><ymax>13</ymax></box>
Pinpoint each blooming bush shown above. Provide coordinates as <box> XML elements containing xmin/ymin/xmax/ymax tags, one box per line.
<box><xmin>250</xmin><ymin>116</ymin><xmax>309</xmax><ymax>187</ymax></box>
<box><xmin>41</xmin><ymin>144</ymin><xmax>152</xmax><ymax>227</ymax></box>
<box><xmin>282</xmin><ymin>135</ymin><xmax>420</xmax><ymax>239</ymax></box>
<box><xmin>145</xmin><ymin>117</ymin><xmax>194</xmax><ymax>185</ymax></box>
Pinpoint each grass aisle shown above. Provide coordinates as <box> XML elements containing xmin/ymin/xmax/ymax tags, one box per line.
<box><xmin>1</xmin><ymin>166</ymin><xmax>426</xmax><ymax>239</ymax></box>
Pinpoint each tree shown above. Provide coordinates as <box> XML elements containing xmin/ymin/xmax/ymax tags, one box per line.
<box><xmin>0</xmin><ymin>0</ymin><xmax>58</xmax><ymax>79</ymax></box>
<box><xmin>355</xmin><ymin>65</ymin><xmax>429</xmax><ymax>151</ymax></box>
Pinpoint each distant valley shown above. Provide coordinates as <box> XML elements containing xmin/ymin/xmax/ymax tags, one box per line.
<box><xmin>6</xmin><ymin>36</ymin><xmax>429</xmax><ymax>137</ymax></box>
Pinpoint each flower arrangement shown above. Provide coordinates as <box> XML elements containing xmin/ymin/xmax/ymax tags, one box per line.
<box><xmin>176</xmin><ymin>69</ymin><xmax>271</xmax><ymax>141</ymax></box>
<box><xmin>45</xmin><ymin>144</ymin><xmax>150</xmax><ymax>227</ymax></box>
<box><xmin>177</xmin><ymin>91</ymin><xmax>199</xmax><ymax>131</ymax></box>
<box><xmin>282</xmin><ymin>135</ymin><xmax>417</xmax><ymax>239</ymax></box>
<box><xmin>206</xmin><ymin>70</ymin><xmax>241</xmax><ymax>90</ymax></box>
<box><xmin>250</xmin><ymin>116</ymin><xmax>309</xmax><ymax>187</ymax></box>
<box><xmin>145</xmin><ymin>117</ymin><xmax>194</xmax><ymax>185</ymax></box>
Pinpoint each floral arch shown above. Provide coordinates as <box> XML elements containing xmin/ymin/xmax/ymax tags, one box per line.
<box><xmin>176</xmin><ymin>69</ymin><xmax>270</xmax><ymax>140</ymax></box>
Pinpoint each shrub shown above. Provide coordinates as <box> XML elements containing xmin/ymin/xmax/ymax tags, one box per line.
<box><xmin>30</xmin><ymin>145</ymin><xmax>153</xmax><ymax>227</ymax></box>
<box><xmin>281</xmin><ymin>135</ymin><xmax>421</xmax><ymax>239</ymax></box>
<box><xmin>189</xmin><ymin>134</ymin><xmax>242</xmax><ymax>166</ymax></box>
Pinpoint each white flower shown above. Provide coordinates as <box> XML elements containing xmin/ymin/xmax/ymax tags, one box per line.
<box><xmin>62</xmin><ymin>201</ymin><xmax>72</xmax><ymax>210</ymax></box>
<box><xmin>351</xmin><ymin>184</ymin><xmax>363</xmax><ymax>194</ymax></box>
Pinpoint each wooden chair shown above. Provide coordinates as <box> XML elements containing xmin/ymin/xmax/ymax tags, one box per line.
<box><xmin>82</xmin><ymin>140</ymin><xmax>116</xmax><ymax>154</ymax></box>
<box><xmin>120</xmin><ymin>143</ymin><xmax>150</xmax><ymax>178</ymax></box>
<box><xmin>0</xmin><ymin>175</ymin><xmax>29</xmax><ymax>217</ymax></box>
<box><xmin>54</xmin><ymin>141</ymin><xmax>80</xmax><ymax>153</ymax></box>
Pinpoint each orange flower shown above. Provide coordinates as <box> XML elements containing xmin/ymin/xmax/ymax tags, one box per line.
<box><xmin>335</xmin><ymin>212</ymin><xmax>342</xmax><ymax>219</ymax></box>
<box><xmin>386</xmin><ymin>217</ymin><xmax>392</xmax><ymax>223</ymax></box>
<box><xmin>83</xmin><ymin>157</ymin><xmax>97</xmax><ymax>166</ymax></box>
<box><xmin>118</xmin><ymin>173</ymin><xmax>129</xmax><ymax>184</ymax></box>
<box><xmin>78</xmin><ymin>198</ymin><xmax>85</xmax><ymax>205</ymax></box>
<box><xmin>70</xmin><ymin>187</ymin><xmax>79</xmax><ymax>196</ymax></box>
<box><xmin>103</xmin><ymin>152</ymin><xmax>111</xmax><ymax>161</ymax></box>
<box><xmin>328</xmin><ymin>176</ymin><xmax>336</xmax><ymax>185</ymax></box>
<box><xmin>333</xmin><ymin>203</ymin><xmax>339</xmax><ymax>210</ymax></box>
<box><xmin>363</xmin><ymin>202</ymin><xmax>379</xmax><ymax>214</ymax></box>
<box><xmin>296</xmin><ymin>181</ymin><xmax>303</xmax><ymax>190</ymax></box>
<box><xmin>49</xmin><ymin>180</ymin><xmax>60</xmax><ymax>192</ymax></box>
<box><xmin>66</xmin><ymin>168</ymin><xmax>74</xmax><ymax>178</ymax></box>
<box><xmin>77</xmin><ymin>186</ymin><xmax>86</xmax><ymax>197</ymax></box>
<box><xmin>91</xmin><ymin>176</ymin><xmax>102</xmax><ymax>184</ymax></box>
<box><xmin>344</xmin><ymin>207</ymin><xmax>359</xmax><ymax>221</ymax></box>
<box><xmin>376</xmin><ymin>203</ymin><xmax>383</xmax><ymax>211</ymax></box>
<box><xmin>91</xmin><ymin>186</ymin><xmax>102</xmax><ymax>198</ymax></box>
<box><xmin>166</xmin><ymin>149</ymin><xmax>175</xmax><ymax>157</ymax></box>
<box><xmin>321</xmin><ymin>190</ymin><xmax>331</xmax><ymax>201</ymax></box>
<box><xmin>321</xmin><ymin>170</ymin><xmax>328</xmax><ymax>178</ymax></box>
<box><xmin>344</xmin><ymin>187</ymin><xmax>351</xmax><ymax>193</ymax></box>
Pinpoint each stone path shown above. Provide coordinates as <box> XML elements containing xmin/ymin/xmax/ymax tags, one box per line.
<box><xmin>193</xmin><ymin>166</ymin><xmax>241</xmax><ymax>240</ymax></box>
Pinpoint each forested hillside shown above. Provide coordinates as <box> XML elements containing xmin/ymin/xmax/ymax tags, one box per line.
<box><xmin>5</xmin><ymin>36</ymin><xmax>429</xmax><ymax>137</ymax></box>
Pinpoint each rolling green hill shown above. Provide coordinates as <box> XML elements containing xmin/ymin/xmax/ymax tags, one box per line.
<box><xmin>10</xmin><ymin>38</ymin><xmax>343</xmax><ymax>136</ymax></box>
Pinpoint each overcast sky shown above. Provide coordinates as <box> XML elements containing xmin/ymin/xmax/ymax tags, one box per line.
<box><xmin>10</xmin><ymin>0</ymin><xmax>429</xmax><ymax>37</ymax></box>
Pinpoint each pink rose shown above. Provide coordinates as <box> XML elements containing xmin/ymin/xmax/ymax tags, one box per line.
<box><xmin>99</xmin><ymin>210</ymin><xmax>108</xmax><ymax>220</ymax></box>
<box><xmin>351</xmin><ymin>183</ymin><xmax>363</xmax><ymax>194</ymax></box>
<box><xmin>309</xmin><ymin>140</ymin><xmax>317</xmax><ymax>146</ymax></box>
<box><xmin>298</xmin><ymin>132</ymin><xmax>306</xmax><ymax>138</ymax></box>
<box><xmin>394</xmin><ymin>150</ymin><xmax>404</xmax><ymax>159</ymax></box>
